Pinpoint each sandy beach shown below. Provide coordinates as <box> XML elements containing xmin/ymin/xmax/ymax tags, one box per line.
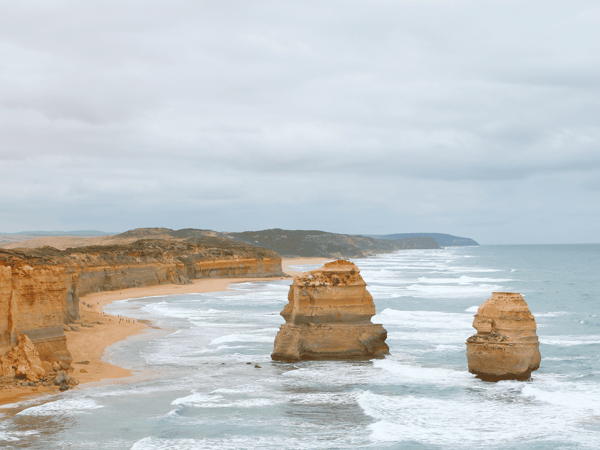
<box><xmin>0</xmin><ymin>257</ymin><xmax>328</xmax><ymax>406</ymax></box>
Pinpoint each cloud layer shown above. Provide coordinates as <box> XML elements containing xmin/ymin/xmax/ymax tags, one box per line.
<box><xmin>1</xmin><ymin>1</ymin><xmax>599</xmax><ymax>243</ymax></box>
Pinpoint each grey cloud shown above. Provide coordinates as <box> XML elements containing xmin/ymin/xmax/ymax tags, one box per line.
<box><xmin>0</xmin><ymin>0</ymin><xmax>599</xmax><ymax>243</ymax></box>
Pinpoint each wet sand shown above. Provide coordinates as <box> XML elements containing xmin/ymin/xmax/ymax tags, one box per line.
<box><xmin>0</xmin><ymin>257</ymin><xmax>328</xmax><ymax>406</ymax></box>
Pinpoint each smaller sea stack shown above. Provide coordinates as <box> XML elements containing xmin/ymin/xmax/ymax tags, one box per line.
<box><xmin>466</xmin><ymin>292</ymin><xmax>541</xmax><ymax>381</ymax></box>
<box><xmin>271</xmin><ymin>260</ymin><xmax>389</xmax><ymax>362</ymax></box>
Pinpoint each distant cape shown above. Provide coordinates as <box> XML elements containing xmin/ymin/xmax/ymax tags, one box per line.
<box><xmin>368</xmin><ymin>233</ymin><xmax>479</xmax><ymax>247</ymax></box>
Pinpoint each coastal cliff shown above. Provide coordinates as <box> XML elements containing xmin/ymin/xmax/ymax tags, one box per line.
<box><xmin>272</xmin><ymin>260</ymin><xmax>389</xmax><ymax>361</ymax></box>
<box><xmin>0</xmin><ymin>237</ymin><xmax>285</xmax><ymax>367</ymax></box>
<box><xmin>0</xmin><ymin>255</ymin><xmax>71</xmax><ymax>365</ymax></box>
<box><xmin>466</xmin><ymin>292</ymin><xmax>541</xmax><ymax>381</ymax></box>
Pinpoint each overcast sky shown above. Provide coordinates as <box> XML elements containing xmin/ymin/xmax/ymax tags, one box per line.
<box><xmin>1</xmin><ymin>1</ymin><xmax>599</xmax><ymax>244</ymax></box>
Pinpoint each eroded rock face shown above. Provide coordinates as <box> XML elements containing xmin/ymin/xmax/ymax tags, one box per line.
<box><xmin>1</xmin><ymin>239</ymin><xmax>285</xmax><ymax>360</ymax></box>
<box><xmin>0</xmin><ymin>334</ymin><xmax>48</xmax><ymax>381</ymax></box>
<box><xmin>466</xmin><ymin>292</ymin><xmax>541</xmax><ymax>381</ymax></box>
<box><xmin>271</xmin><ymin>260</ymin><xmax>389</xmax><ymax>361</ymax></box>
<box><xmin>0</xmin><ymin>260</ymin><xmax>72</xmax><ymax>365</ymax></box>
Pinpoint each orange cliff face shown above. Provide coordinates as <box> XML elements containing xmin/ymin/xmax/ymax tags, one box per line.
<box><xmin>0</xmin><ymin>256</ymin><xmax>72</xmax><ymax>365</ymax></box>
<box><xmin>466</xmin><ymin>292</ymin><xmax>541</xmax><ymax>381</ymax></box>
<box><xmin>1</xmin><ymin>238</ymin><xmax>285</xmax><ymax>368</ymax></box>
<box><xmin>271</xmin><ymin>260</ymin><xmax>389</xmax><ymax>361</ymax></box>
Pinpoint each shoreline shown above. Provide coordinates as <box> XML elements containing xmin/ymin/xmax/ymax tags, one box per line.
<box><xmin>0</xmin><ymin>257</ymin><xmax>328</xmax><ymax>407</ymax></box>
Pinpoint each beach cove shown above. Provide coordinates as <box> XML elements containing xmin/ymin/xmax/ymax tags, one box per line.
<box><xmin>0</xmin><ymin>258</ymin><xmax>327</xmax><ymax>407</ymax></box>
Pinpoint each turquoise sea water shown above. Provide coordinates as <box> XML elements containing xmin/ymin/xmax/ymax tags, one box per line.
<box><xmin>1</xmin><ymin>244</ymin><xmax>599</xmax><ymax>449</ymax></box>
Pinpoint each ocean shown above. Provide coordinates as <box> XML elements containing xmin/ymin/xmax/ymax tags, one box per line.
<box><xmin>1</xmin><ymin>244</ymin><xmax>599</xmax><ymax>449</ymax></box>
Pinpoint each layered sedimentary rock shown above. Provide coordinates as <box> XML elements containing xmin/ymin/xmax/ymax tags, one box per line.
<box><xmin>1</xmin><ymin>237</ymin><xmax>285</xmax><ymax>366</ymax></box>
<box><xmin>466</xmin><ymin>292</ymin><xmax>541</xmax><ymax>381</ymax></box>
<box><xmin>0</xmin><ymin>257</ymin><xmax>72</xmax><ymax>365</ymax></box>
<box><xmin>271</xmin><ymin>260</ymin><xmax>388</xmax><ymax>361</ymax></box>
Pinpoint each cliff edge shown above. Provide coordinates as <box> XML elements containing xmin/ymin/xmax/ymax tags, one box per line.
<box><xmin>1</xmin><ymin>237</ymin><xmax>285</xmax><ymax>375</ymax></box>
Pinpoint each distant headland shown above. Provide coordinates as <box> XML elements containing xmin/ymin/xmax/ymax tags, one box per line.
<box><xmin>368</xmin><ymin>233</ymin><xmax>479</xmax><ymax>247</ymax></box>
<box><xmin>0</xmin><ymin>228</ymin><xmax>478</xmax><ymax>255</ymax></box>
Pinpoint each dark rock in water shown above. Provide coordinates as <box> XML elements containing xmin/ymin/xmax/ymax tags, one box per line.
<box><xmin>246</xmin><ymin>362</ymin><xmax>252</xmax><ymax>365</ymax></box>
<box><xmin>254</xmin><ymin>365</ymin><xmax>261</xmax><ymax>368</ymax></box>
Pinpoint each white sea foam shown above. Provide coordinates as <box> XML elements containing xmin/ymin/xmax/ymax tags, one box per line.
<box><xmin>210</xmin><ymin>334</ymin><xmax>274</xmax><ymax>345</ymax></box>
<box><xmin>363</xmin><ymin>285</ymin><xmax>413</xmax><ymax>299</ymax></box>
<box><xmin>171</xmin><ymin>392</ymin><xmax>276</xmax><ymax>409</ymax></box>
<box><xmin>373</xmin><ymin>359</ymin><xmax>472</xmax><ymax>384</ymax></box>
<box><xmin>416</xmin><ymin>275</ymin><xmax>513</xmax><ymax>284</ymax></box>
<box><xmin>132</xmin><ymin>435</ymin><xmax>357</xmax><ymax>450</ymax></box>
<box><xmin>132</xmin><ymin>437</ymin><xmax>199</xmax><ymax>450</ymax></box>
<box><xmin>90</xmin><ymin>385</ymin><xmax>175</xmax><ymax>398</ymax></box>
<box><xmin>539</xmin><ymin>335</ymin><xmax>600</xmax><ymax>346</ymax></box>
<box><xmin>281</xmin><ymin>362</ymin><xmax>376</xmax><ymax>386</ymax></box>
<box><xmin>17</xmin><ymin>398</ymin><xmax>103</xmax><ymax>416</ymax></box>
<box><xmin>0</xmin><ymin>430</ymin><xmax>39</xmax><ymax>442</ymax></box>
<box><xmin>171</xmin><ymin>393</ymin><xmax>223</xmax><ymax>406</ymax></box>
<box><xmin>358</xmin><ymin>389</ymin><xmax>599</xmax><ymax>447</ymax></box>
<box><xmin>543</xmin><ymin>356</ymin><xmax>588</xmax><ymax>361</ymax></box>
<box><xmin>465</xmin><ymin>306</ymin><xmax>478</xmax><ymax>312</ymax></box>
<box><xmin>247</xmin><ymin>327</ymin><xmax>280</xmax><ymax>334</ymax></box>
<box><xmin>375</xmin><ymin>309</ymin><xmax>473</xmax><ymax>330</ymax></box>
<box><xmin>432</xmin><ymin>344</ymin><xmax>464</xmax><ymax>352</ymax></box>
<box><xmin>456</xmin><ymin>267</ymin><xmax>502</xmax><ymax>272</ymax></box>
<box><xmin>521</xmin><ymin>384</ymin><xmax>600</xmax><ymax>414</ymax></box>
<box><xmin>536</xmin><ymin>311</ymin><xmax>571</xmax><ymax>317</ymax></box>
<box><xmin>142</xmin><ymin>302</ymin><xmax>197</xmax><ymax>319</ymax></box>
<box><xmin>287</xmin><ymin>392</ymin><xmax>357</xmax><ymax>405</ymax></box>
<box><xmin>211</xmin><ymin>388</ymin><xmax>246</xmax><ymax>394</ymax></box>
<box><xmin>386</xmin><ymin>330</ymin><xmax>469</xmax><ymax>344</ymax></box>
<box><xmin>192</xmin><ymin>344</ymin><xmax>251</xmax><ymax>354</ymax></box>
<box><xmin>226</xmin><ymin>398</ymin><xmax>277</xmax><ymax>408</ymax></box>
<box><xmin>403</xmin><ymin>283</ymin><xmax>503</xmax><ymax>298</ymax></box>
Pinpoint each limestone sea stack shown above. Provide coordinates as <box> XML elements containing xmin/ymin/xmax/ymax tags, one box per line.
<box><xmin>271</xmin><ymin>260</ymin><xmax>389</xmax><ymax>361</ymax></box>
<box><xmin>466</xmin><ymin>292</ymin><xmax>541</xmax><ymax>381</ymax></box>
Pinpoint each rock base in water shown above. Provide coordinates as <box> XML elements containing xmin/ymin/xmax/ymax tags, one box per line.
<box><xmin>271</xmin><ymin>260</ymin><xmax>389</xmax><ymax>362</ymax></box>
<box><xmin>272</xmin><ymin>323</ymin><xmax>388</xmax><ymax>361</ymax></box>
<box><xmin>466</xmin><ymin>292</ymin><xmax>541</xmax><ymax>381</ymax></box>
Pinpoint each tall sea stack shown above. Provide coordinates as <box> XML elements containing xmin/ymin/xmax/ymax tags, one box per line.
<box><xmin>466</xmin><ymin>292</ymin><xmax>541</xmax><ymax>381</ymax></box>
<box><xmin>271</xmin><ymin>260</ymin><xmax>389</xmax><ymax>361</ymax></box>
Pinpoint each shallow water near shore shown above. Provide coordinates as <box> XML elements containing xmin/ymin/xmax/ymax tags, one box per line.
<box><xmin>1</xmin><ymin>244</ymin><xmax>599</xmax><ymax>449</ymax></box>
